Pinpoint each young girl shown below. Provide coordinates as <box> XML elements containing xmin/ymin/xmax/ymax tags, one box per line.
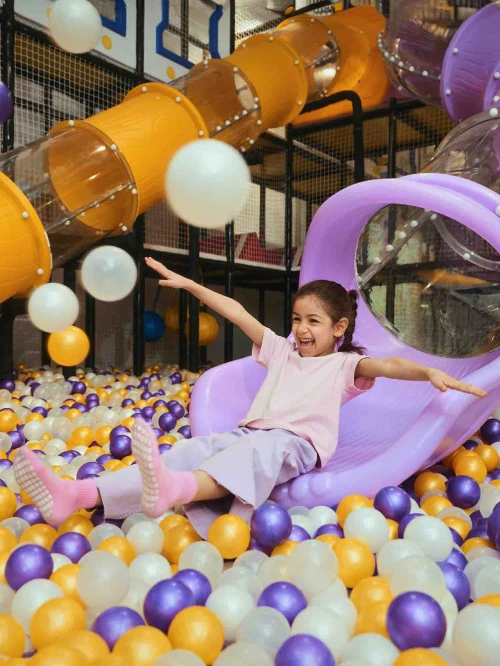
<box><xmin>14</xmin><ymin>258</ymin><xmax>486</xmax><ymax>538</ymax></box>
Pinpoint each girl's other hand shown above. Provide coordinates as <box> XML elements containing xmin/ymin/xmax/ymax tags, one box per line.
<box><xmin>145</xmin><ymin>257</ymin><xmax>192</xmax><ymax>290</ymax></box>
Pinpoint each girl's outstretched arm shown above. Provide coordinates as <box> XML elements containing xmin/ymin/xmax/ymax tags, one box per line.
<box><xmin>145</xmin><ymin>257</ymin><xmax>264</xmax><ymax>347</ymax></box>
<box><xmin>356</xmin><ymin>357</ymin><xmax>487</xmax><ymax>398</ymax></box>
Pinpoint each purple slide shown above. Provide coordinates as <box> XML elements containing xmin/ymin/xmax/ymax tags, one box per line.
<box><xmin>190</xmin><ymin>173</ymin><xmax>500</xmax><ymax>508</ymax></box>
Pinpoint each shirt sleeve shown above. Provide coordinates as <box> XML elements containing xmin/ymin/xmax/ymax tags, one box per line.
<box><xmin>252</xmin><ymin>327</ymin><xmax>293</xmax><ymax>369</ymax></box>
<box><xmin>341</xmin><ymin>353</ymin><xmax>375</xmax><ymax>405</ymax></box>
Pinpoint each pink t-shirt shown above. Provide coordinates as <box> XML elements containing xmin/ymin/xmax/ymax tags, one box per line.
<box><xmin>238</xmin><ymin>327</ymin><xmax>375</xmax><ymax>467</ymax></box>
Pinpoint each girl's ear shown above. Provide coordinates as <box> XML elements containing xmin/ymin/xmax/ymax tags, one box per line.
<box><xmin>333</xmin><ymin>317</ymin><xmax>349</xmax><ymax>338</ymax></box>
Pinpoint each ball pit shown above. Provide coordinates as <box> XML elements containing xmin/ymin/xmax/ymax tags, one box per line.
<box><xmin>3</xmin><ymin>368</ymin><xmax>500</xmax><ymax>663</ymax></box>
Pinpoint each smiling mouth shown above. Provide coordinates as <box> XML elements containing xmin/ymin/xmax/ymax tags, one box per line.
<box><xmin>299</xmin><ymin>339</ymin><xmax>314</xmax><ymax>347</ymax></box>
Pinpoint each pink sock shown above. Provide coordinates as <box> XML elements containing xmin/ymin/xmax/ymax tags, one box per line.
<box><xmin>14</xmin><ymin>448</ymin><xmax>98</xmax><ymax>527</ymax></box>
<box><xmin>131</xmin><ymin>419</ymin><xmax>197</xmax><ymax>518</ymax></box>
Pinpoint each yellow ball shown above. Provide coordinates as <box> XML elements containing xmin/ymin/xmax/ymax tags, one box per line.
<box><xmin>315</xmin><ymin>534</ymin><xmax>342</xmax><ymax>549</ymax></box>
<box><xmin>98</xmin><ymin>536</ymin><xmax>136</xmax><ymax>566</ymax></box>
<box><xmin>168</xmin><ymin>606</ymin><xmax>224</xmax><ymax>665</ymax></box>
<box><xmin>0</xmin><ymin>526</ymin><xmax>16</xmax><ymax>553</ymax></box>
<box><xmin>50</xmin><ymin>564</ymin><xmax>83</xmax><ymax>605</ymax></box>
<box><xmin>354</xmin><ymin>599</ymin><xmax>391</xmax><ymax>638</ymax></box>
<box><xmin>0</xmin><ymin>552</ymin><xmax>9</xmax><ymax>584</ymax></box>
<box><xmin>413</xmin><ymin>472</ymin><xmax>446</xmax><ymax>499</ymax></box>
<box><xmin>104</xmin><ymin>460</ymin><xmax>121</xmax><ymax>471</ymax></box>
<box><xmin>333</xmin><ymin>537</ymin><xmax>375</xmax><ymax>588</ymax></box>
<box><xmin>0</xmin><ymin>410</ymin><xmax>19</xmax><ymax>432</ymax></box>
<box><xmin>70</xmin><ymin>427</ymin><xmax>95</xmax><ymax>448</ymax></box>
<box><xmin>0</xmin><ymin>614</ymin><xmax>25</xmax><ymax>657</ymax></box>
<box><xmin>0</xmin><ymin>487</ymin><xmax>17</xmax><ymax>521</ymax></box>
<box><xmin>453</xmin><ymin>453</ymin><xmax>488</xmax><ymax>483</ymax></box>
<box><xmin>476</xmin><ymin>594</ymin><xmax>500</xmax><ymax>609</ymax></box>
<box><xmin>420</xmin><ymin>496</ymin><xmax>453</xmax><ymax>517</ymax></box>
<box><xmin>20</xmin><ymin>524</ymin><xmax>58</xmax><ymax>549</ymax></box>
<box><xmin>272</xmin><ymin>541</ymin><xmax>300</xmax><ymax>556</ymax></box>
<box><xmin>58</xmin><ymin>515</ymin><xmax>94</xmax><ymax>537</ymax></box>
<box><xmin>95</xmin><ymin>426</ymin><xmax>112</xmax><ymax>447</ymax></box>
<box><xmin>29</xmin><ymin>644</ymin><xmax>88</xmax><ymax>666</ymax></box>
<box><xmin>120</xmin><ymin>418</ymin><xmax>136</xmax><ymax>430</ymax></box>
<box><xmin>442</xmin><ymin>517</ymin><xmax>470</xmax><ymax>540</ymax></box>
<box><xmin>475</xmin><ymin>444</ymin><xmax>499</xmax><ymax>471</ymax></box>
<box><xmin>26</xmin><ymin>412</ymin><xmax>44</xmax><ymax>423</ymax></box>
<box><xmin>462</xmin><ymin>537</ymin><xmax>495</xmax><ymax>554</ymax></box>
<box><xmin>30</xmin><ymin>597</ymin><xmax>86</xmax><ymax>650</ymax></box>
<box><xmin>336</xmin><ymin>495</ymin><xmax>372</xmax><ymax>527</ymax></box>
<box><xmin>47</xmin><ymin>326</ymin><xmax>90</xmax><ymax>367</ymax></box>
<box><xmin>394</xmin><ymin>648</ymin><xmax>449</xmax><ymax>665</ymax></box>
<box><xmin>160</xmin><ymin>514</ymin><xmax>189</xmax><ymax>536</ymax></box>
<box><xmin>57</xmin><ymin>630</ymin><xmax>109</xmax><ymax>661</ymax></box>
<box><xmin>350</xmin><ymin>576</ymin><xmax>392</xmax><ymax>613</ymax></box>
<box><xmin>113</xmin><ymin>626</ymin><xmax>171</xmax><ymax>665</ymax></box>
<box><xmin>158</xmin><ymin>435</ymin><xmax>176</xmax><ymax>445</ymax></box>
<box><xmin>207</xmin><ymin>515</ymin><xmax>251</xmax><ymax>559</ymax></box>
<box><xmin>163</xmin><ymin>524</ymin><xmax>202</xmax><ymax>564</ymax></box>
<box><xmin>387</xmin><ymin>519</ymin><xmax>398</xmax><ymax>540</ymax></box>
<box><xmin>121</xmin><ymin>455</ymin><xmax>136</xmax><ymax>466</ymax></box>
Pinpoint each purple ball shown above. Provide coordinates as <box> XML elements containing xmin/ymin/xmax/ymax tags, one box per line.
<box><xmin>74</xmin><ymin>403</ymin><xmax>89</xmax><ymax>414</ymax></box>
<box><xmin>315</xmin><ymin>524</ymin><xmax>344</xmax><ymax>539</ymax></box>
<box><xmin>51</xmin><ymin>532</ymin><xmax>91</xmax><ymax>563</ymax></box>
<box><xmin>141</xmin><ymin>406</ymin><xmax>155</xmax><ymax>420</ymax></box>
<box><xmin>373</xmin><ymin>486</ymin><xmax>411</xmax><ymax>522</ymax></box>
<box><xmin>153</xmin><ymin>427</ymin><xmax>163</xmax><ymax>439</ymax></box>
<box><xmin>398</xmin><ymin>512</ymin><xmax>421</xmax><ymax>538</ymax></box>
<box><xmin>248</xmin><ymin>537</ymin><xmax>271</xmax><ymax>554</ymax></box>
<box><xmin>92</xmin><ymin>606</ymin><xmax>144</xmax><ymax>650</ymax></box>
<box><xmin>153</xmin><ymin>400</ymin><xmax>168</xmax><ymax>408</ymax></box>
<box><xmin>468</xmin><ymin>520</ymin><xmax>489</xmax><ymax>540</ymax></box>
<box><xmin>141</xmin><ymin>391</ymin><xmax>152</xmax><ymax>400</ymax></box>
<box><xmin>158</xmin><ymin>444</ymin><xmax>172</xmax><ymax>455</ymax></box>
<box><xmin>90</xmin><ymin>509</ymin><xmax>124</xmax><ymax>527</ymax></box>
<box><xmin>170</xmin><ymin>372</ymin><xmax>182</xmax><ymax>384</ymax></box>
<box><xmin>438</xmin><ymin>562</ymin><xmax>470</xmax><ymax>610</ymax></box>
<box><xmin>76</xmin><ymin>461</ymin><xmax>105</xmax><ymax>479</ymax></box>
<box><xmin>167</xmin><ymin>401</ymin><xmax>185</xmax><ymax>420</ymax></box>
<box><xmin>59</xmin><ymin>451</ymin><xmax>80</xmax><ymax>463</ymax></box>
<box><xmin>109</xmin><ymin>435</ymin><xmax>132</xmax><ymax>459</ymax></box>
<box><xmin>447</xmin><ymin>476</ymin><xmax>481</xmax><ymax>509</ymax></box>
<box><xmin>8</xmin><ymin>430</ymin><xmax>24</xmax><ymax>450</ymax></box>
<box><xmin>463</xmin><ymin>439</ymin><xmax>479</xmax><ymax>450</ymax></box>
<box><xmin>5</xmin><ymin>544</ymin><xmax>53</xmax><ymax>590</ymax></box>
<box><xmin>445</xmin><ymin>547</ymin><xmax>468</xmax><ymax>570</ymax></box>
<box><xmin>158</xmin><ymin>412</ymin><xmax>177</xmax><ymax>433</ymax></box>
<box><xmin>288</xmin><ymin>525</ymin><xmax>311</xmax><ymax>542</ymax></box>
<box><xmin>275</xmin><ymin>635</ymin><xmax>335</xmax><ymax>666</ymax></box>
<box><xmin>449</xmin><ymin>528</ymin><xmax>464</xmax><ymax>546</ymax></box>
<box><xmin>121</xmin><ymin>399</ymin><xmax>135</xmax><ymax>408</ymax></box>
<box><xmin>14</xmin><ymin>504</ymin><xmax>45</xmax><ymax>525</ymax></box>
<box><xmin>144</xmin><ymin>579</ymin><xmax>195</xmax><ymax>632</ymax></box>
<box><xmin>110</xmin><ymin>425</ymin><xmax>130</xmax><ymax>439</ymax></box>
<box><xmin>470</xmin><ymin>510</ymin><xmax>483</xmax><ymax>527</ymax></box>
<box><xmin>97</xmin><ymin>454</ymin><xmax>114</xmax><ymax>465</ymax></box>
<box><xmin>178</xmin><ymin>425</ymin><xmax>191</xmax><ymax>439</ymax></box>
<box><xmin>0</xmin><ymin>460</ymin><xmax>12</xmax><ymax>471</ymax></box>
<box><xmin>481</xmin><ymin>419</ymin><xmax>500</xmax><ymax>444</ymax></box>
<box><xmin>0</xmin><ymin>379</ymin><xmax>15</xmax><ymax>392</ymax></box>
<box><xmin>258</xmin><ymin>582</ymin><xmax>307</xmax><ymax>624</ymax></box>
<box><xmin>487</xmin><ymin>508</ymin><xmax>500</xmax><ymax>543</ymax></box>
<box><xmin>387</xmin><ymin>592</ymin><xmax>447</xmax><ymax>649</ymax></box>
<box><xmin>30</xmin><ymin>383</ymin><xmax>40</xmax><ymax>395</ymax></box>
<box><xmin>72</xmin><ymin>382</ymin><xmax>86</xmax><ymax>395</ymax></box>
<box><xmin>0</xmin><ymin>480</ymin><xmax>6</xmax><ymax>487</ymax></box>
<box><xmin>251</xmin><ymin>503</ymin><xmax>292</xmax><ymax>548</ymax></box>
<box><xmin>32</xmin><ymin>407</ymin><xmax>48</xmax><ymax>418</ymax></box>
<box><xmin>173</xmin><ymin>569</ymin><xmax>212</xmax><ymax>605</ymax></box>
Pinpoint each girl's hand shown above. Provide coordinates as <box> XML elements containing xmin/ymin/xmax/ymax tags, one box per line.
<box><xmin>428</xmin><ymin>369</ymin><xmax>487</xmax><ymax>398</ymax></box>
<box><xmin>145</xmin><ymin>257</ymin><xmax>192</xmax><ymax>290</ymax></box>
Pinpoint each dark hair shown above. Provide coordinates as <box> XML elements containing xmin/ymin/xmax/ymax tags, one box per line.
<box><xmin>293</xmin><ymin>280</ymin><xmax>365</xmax><ymax>355</ymax></box>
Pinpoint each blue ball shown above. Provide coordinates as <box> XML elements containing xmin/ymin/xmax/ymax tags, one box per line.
<box><xmin>143</xmin><ymin>311</ymin><xmax>166</xmax><ymax>342</ymax></box>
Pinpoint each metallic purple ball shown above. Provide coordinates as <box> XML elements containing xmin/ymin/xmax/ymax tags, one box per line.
<box><xmin>72</xmin><ymin>382</ymin><xmax>86</xmax><ymax>395</ymax></box>
<box><xmin>178</xmin><ymin>425</ymin><xmax>191</xmax><ymax>439</ymax></box>
<box><xmin>167</xmin><ymin>401</ymin><xmax>185</xmax><ymax>420</ymax></box>
<box><xmin>447</xmin><ymin>476</ymin><xmax>481</xmax><ymax>509</ymax></box>
<box><xmin>31</xmin><ymin>407</ymin><xmax>48</xmax><ymax>418</ymax></box>
<box><xmin>110</xmin><ymin>425</ymin><xmax>130</xmax><ymax>439</ymax></box>
<box><xmin>170</xmin><ymin>372</ymin><xmax>182</xmax><ymax>385</ymax></box>
<box><xmin>74</xmin><ymin>403</ymin><xmax>88</xmax><ymax>414</ymax></box>
<box><xmin>109</xmin><ymin>435</ymin><xmax>132</xmax><ymax>459</ymax></box>
<box><xmin>158</xmin><ymin>444</ymin><xmax>172</xmax><ymax>455</ymax></box>
<box><xmin>275</xmin><ymin>635</ymin><xmax>335</xmax><ymax>666</ymax></box>
<box><xmin>97</xmin><ymin>454</ymin><xmax>114</xmax><ymax>465</ymax></box>
<box><xmin>141</xmin><ymin>406</ymin><xmax>155</xmax><ymax>420</ymax></box>
<box><xmin>468</xmin><ymin>520</ymin><xmax>488</xmax><ymax>540</ymax></box>
<box><xmin>59</xmin><ymin>450</ymin><xmax>80</xmax><ymax>463</ymax></box>
<box><xmin>92</xmin><ymin>606</ymin><xmax>145</xmax><ymax>649</ymax></box>
<box><xmin>0</xmin><ymin>379</ymin><xmax>15</xmax><ymax>392</ymax></box>
<box><xmin>398</xmin><ymin>513</ymin><xmax>421</xmax><ymax>538</ymax></box>
<box><xmin>51</xmin><ymin>532</ymin><xmax>92</xmax><ymax>563</ymax></box>
<box><xmin>173</xmin><ymin>569</ymin><xmax>212</xmax><ymax>605</ymax></box>
<box><xmin>76</xmin><ymin>462</ymin><xmax>105</xmax><ymax>479</ymax></box>
<box><xmin>288</xmin><ymin>525</ymin><xmax>311</xmax><ymax>542</ymax></box>
<box><xmin>374</xmin><ymin>486</ymin><xmax>411</xmax><ymax>521</ymax></box>
<box><xmin>449</xmin><ymin>527</ymin><xmax>464</xmax><ymax>546</ymax></box>
<box><xmin>141</xmin><ymin>391</ymin><xmax>152</xmax><ymax>401</ymax></box>
<box><xmin>7</xmin><ymin>430</ymin><xmax>24</xmax><ymax>450</ymax></box>
<box><xmin>487</xmin><ymin>508</ymin><xmax>500</xmax><ymax>542</ymax></box>
<box><xmin>121</xmin><ymin>399</ymin><xmax>135</xmax><ymax>408</ymax></box>
<box><xmin>438</xmin><ymin>562</ymin><xmax>470</xmax><ymax>610</ymax></box>
<box><xmin>315</xmin><ymin>523</ymin><xmax>344</xmax><ymax>539</ymax></box>
<box><xmin>30</xmin><ymin>383</ymin><xmax>40</xmax><ymax>396</ymax></box>
<box><xmin>258</xmin><ymin>582</ymin><xmax>307</xmax><ymax>624</ymax></box>
<box><xmin>158</xmin><ymin>412</ymin><xmax>177</xmax><ymax>433</ymax></box>
<box><xmin>5</xmin><ymin>544</ymin><xmax>53</xmax><ymax>590</ymax></box>
<box><xmin>14</xmin><ymin>504</ymin><xmax>46</xmax><ymax>525</ymax></box>
<box><xmin>0</xmin><ymin>460</ymin><xmax>12</xmax><ymax>471</ymax></box>
<box><xmin>144</xmin><ymin>579</ymin><xmax>195</xmax><ymax>632</ymax></box>
<box><xmin>251</xmin><ymin>503</ymin><xmax>292</xmax><ymax>548</ymax></box>
<box><xmin>463</xmin><ymin>439</ymin><xmax>479</xmax><ymax>450</ymax></box>
<box><xmin>153</xmin><ymin>400</ymin><xmax>168</xmax><ymax>408</ymax></box>
<box><xmin>153</xmin><ymin>427</ymin><xmax>163</xmax><ymax>439</ymax></box>
<box><xmin>481</xmin><ymin>418</ymin><xmax>500</xmax><ymax>444</ymax></box>
<box><xmin>387</xmin><ymin>592</ymin><xmax>447</xmax><ymax>649</ymax></box>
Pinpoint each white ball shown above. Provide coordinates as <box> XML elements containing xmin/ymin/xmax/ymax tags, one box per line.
<box><xmin>48</xmin><ymin>0</ymin><xmax>102</xmax><ymax>54</ymax></box>
<box><xmin>291</xmin><ymin>607</ymin><xmax>349</xmax><ymax>660</ymax></box>
<box><xmin>287</xmin><ymin>540</ymin><xmax>338</xmax><ymax>598</ymax></box>
<box><xmin>77</xmin><ymin>551</ymin><xmax>129</xmax><ymax>608</ymax></box>
<box><xmin>178</xmin><ymin>541</ymin><xmax>223</xmax><ymax>585</ymax></box>
<box><xmin>11</xmin><ymin>579</ymin><xmax>63</xmax><ymax>632</ymax></box>
<box><xmin>166</xmin><ymin>140</ymin><xmax>251</xmax><ymax>229</ymax></box>
<box><xmin>404</xmin><ymin>515</ymin><xmax>453</xmax><ymax>561</ymax></box>
<box><xmin>258</xmin><ymin>554</ymin><xmax>291</xmax><ymax>587</ymax></box>
<box><xmin>452</xmin><ymin>603</ymin><xmax>500</xmax><ymax>666</ymax></box>
<box><xmin>206</xmin><ymin>585</ymin><xmax>255</xmax><ymax>642</ymax></box>
<box><xmin>465</xmin><ymin>556</ymin><xmax>500</xmax><ymax>589</ymax></box>
<box><xmin>342</xmin><ymin>634</ymin><xmax>399</xmax><ymax>666</ymax></box>
<box><xmin>154</xmin><ymin>650</ymin><xmax>205</xmax><ymax>666</ymax></box>
<box><xmin>23</xmin><ymin>420</ymin><xmax>46</xmax><ymax>442</ymax></box>
<box><xmin>129</xmin><ymin>553</ymin><xmax>172</xmax><ymax>587</ymax></box>
<box><xmin>51</xmin><ymin>553</ymin><xmax>72</xmax><ymax>571</ymax></box>
<box><xmin>213</xmin><ymin>642</ymin><xmax>273</xmax><ymax>666</ymax></box>
<box><xmin>306</xmin><ymin>506</ymin><xmax>338</xmax><ymax>533</ymax></box>
<box><xmin>309</xmin><ymin>588</ymin><xmax>358</xmax><ymax>636</ymax></box>
<box><xmin>234</xmin><ymin>550</ymin><xmax>269</xmax><ymax>574</ymax></box>
<box><xmin>377</xmin><ymin>539</ymin><xmax>424</xmax><ymax>578</ymax></box>
<box><xmin>215</xmin><ymin>566</ymin><xmax>263</xmax><ymax>602</ymax></box>
<box><xmin>343</xmin><ymin>508</ymin><xmax>389</xmax><ymax>553</ymax></box>
<box><xmin>28</xmin><ymin>283</ymin><xmax>79</xmax><ymax>333</ymax></box>
<box><xmin>81</xmin><ymin>246</ymin><xmax>138</xmax><ymax>302</ymax></box>
<box><xmin>471</xmin><ymin>559</ymin><xmax>500</xmax><ymax>600</ymax></box>
<box><xmin>0</xmin><ymin>583</ymin><xmax>14</xmax><ymax>613</ymax></box>
<box><xmin>389</xmin><ymin>555</ymin><xmax>446</xmax><ymax>601</ymax></box>
<box><xmin>87</xmin><ymin>524</ymin><xmax>124</xmax><ymax>549</ymax></box>
<box><xmin>120</xmin><ymin>577</ymin><xmax>150</xmax><ymax>617</ymax></box>
<box><xmin>236</xmin><ymin>606</ymin><xmax>290</xmax><ymax>657</ymax></box>
<box><xmin>290</xmin><ymin>514</ymin><xmax>315</xmax><ymax>537</ymax></box>
<box><xmin>126</xmin><ymin>521</ymin><xmax>164</xmax><ymax>555</ymax></box>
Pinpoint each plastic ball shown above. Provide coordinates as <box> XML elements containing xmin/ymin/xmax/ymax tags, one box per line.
<box><xmin>452</xmin><ymin>602</ymin><xmax>500</xmax><ymax>665</ymax></box>
<box><xmin>11</xmin><ymin>579</ymin><xmax>64</xmax><ymax>633</ymax></box>
<box><xmin>56</xmin><ymin>629</ymin><xmax>109</xmax><ymax>661</ymax></box>
<box><xmin>437</xmin><ymin>562</ymin><xmax>470</xmax><ymax>610</ymax></box>
<box><xmin>351</xmin><ymin>576</ymin><xmax>392</xmax><ymax>613</ymax></box>
<box><xmin>236</xmin><ymin>606</ymin><xmax>290</xmax><ymax>658</ymax></box>
<box><xmin>167</xmin><ymin>605</ymin><xmax>225</xmax><ymax>665</ymax></box>
<box><xmin>154</xmin><ymin>650</ymin><xmax>204</xmax><ymax>666</ymax></box>
<box><xmin>207</xmin><ymin>514</ymin><xmax>250</xmax><ymax>559</ymax></box>
<box><xmin>26</xmin><ymin>643</ymin><xmax>87</xmax><ymax>666</ymax></box>
<box><xmin>5</xmin><ymin>544</ymin><xmax>53</xmax><ymax>590</ymax></box>
<box><xmin>88</xmin><ymin>524</ymin><xmax>124</xmax><ymax>549</ymax></box>
<box><xmin>275</xmin><ymin>634</ymin><xmax>335</xmax><ymax>666</ymax></box>
<box><xmin>476</xmin><ymin>444</ymin><xmax>499</xmax><ymax>471</ymax></box>
<box><xmin>48</xmin><ymin>0</ymin><xmax>102</xmax><ymax>54</ymax></box>
<box><xmin>233</xmin><ymin>549</ymin><xmax>268</xmax><ymax>574</ymax></box>
<box><xmin>306</xmin><ymin>506</ymin><xmax>338</xmax><ymax>532</ymax></box>
<box><xmin>336</xmin><ymin>495</ymin><xmax>372</xmax><ymax>527</ymax></box>
<box><xmin>76</xmin><ymin>551</ymin><xmax>129</xmax><ymax>608</ymax></box>
<box><xmin>206</xmin><ymin>585</ymin><xmax>255</xmax><ymax>642</ymax></box>
<box><xmin>81</xmin><ymin>246</ymin><xmax>137</xmax><ymax>302</ymax></box>
<box><xmin>332</xmin><ymin>537</ymin><xmax>375</xmax><ymax>588</ymax></box>
<box><xmin>481</xmin><ymin>418</ymin><xmax>500</xmax><ymax>444</ymax></box>
<box><xmin>144</xmin><ymin>579</ymin><xmax>195</xmax><ymax>632</ymax></box>
<box><xmin>250</xmin><ymin>503</ymin><xmax>292</xmax><ymax>549</ymax></box>
<box><xmin>92</xmin><ymin>606</ymin><xmax>144</xmax><ymax>650</ymax></box>
<box><xmin>47</xmin><ymin>327</ymin><xmax>90</xmax><ymax>367</ymax></box>
<box><xmin>163</xmin><ymin>523</ymin><xmax>202</xmax><ymax>564</ymax></box>
<box><xmin>389</xmin><ymin>555</ymin><xmax>446</xmax><ymax>602</ymax></box>
<box><xmin>113</xmin><ymin>625</ymin><xmax>171</xmax><ymax>665</ymax></box>
<box><xmin>173</xmin><ymin>569</ymin><xmax>212</xmax><ymax>606</ymax></box>
<box><xmin>126</xmin><ymin>520</ymin><xmax>164</xmax><ymax>555</ymax></box>
<box><xmin>178</xmin><ymin>541</ymin><xmax>223</xmax><ymax>584</ymax></box>
<box><xmin>453</xmin><ymin>454</ymin><xmax>488</xmax><ymax>483</ymax></box>
<box><xmin>394</xmin><ymin>648</ymin><xmax>449</xmax><ymax>665</ymax></box>
<box><xmin>403</xmin><ymin>515</ymin><xmax>453</xmax><ymax>562</ymax></box>
<box><xmin>0</xmin><ymin>614</ymin><xmax>25</xmax><ymax>658</ymax></box>
<box><xmin>51</xmin><ymin>532</ymin><xmax>91</xmax><ymax>563</ymax></box>
<box><xmin>344</xmin><ymin>507</ymin><xmax>390</xmax><ymax>553</ymax></box>
<box><xmin>0</xmin><ymin>487</ymin><xmax>17</xmax><ymax>522</ymax></box>
<box><xmin>342</xmin><ymin>633</ymin><xmax>400</xmax><ymax>665</ymax></box>
<box><xmin>98</xmin><ymin>536</ymin><xmax>136</xmax><ymax>565</ymax></box>
<box><xmin>129</xmin><ymin>552</ymin><xmax>172</xmax><ymax>587</ymax></box>
<box><xmin>30</xmin><ymin>597</ymin><xmax>86</xmax><ymax>649</ymax></box>
<box><xmin>28</xmin><ymin>283</ymin><xmax>79</xmax><ymax>333</ymax></box>
<box><xmin>414</xmin><ymin>472</ymin><xmax>446</xmax><ymax>499</ymax></box>
<box><xmin>258</xmin><ymin>582</ymin><xmax>307</xmax><ymax>624</ymax></box>
<box><xmin>50</xmin><ymin>563</ymin><xmax>82</xmax><ymax>604</ymax></box>
<box><xmin>213</xmin><ymin>642</ymin><xmax>273</xmax><ymax>666</ymax></box>
<box><xmin>373</xmin><ymin>486</ymin><xmax>411</xmax><ymax>522</ymax></box>
<box><xmin>287</xmin><ymin>539</ymin><xmax>339</xmax><ymax>598</ymax></box>
<box><xmin>387</xmin><ymin>591</ymin><xmax>446</xmax><ymax>650</ymax></box>
<box><xmin>292</xmin><ymin>606</ymin><xmax>348</xmax><ymax>659</ymax></box>
<box><xmin>166</xmin><ymin>139</ymin><xmax>251</xmax><ymax>229</ymax></box>
<box><xmin>144</xmin><ymin>312</ymin><xmax>166</xmax><ymax>343</ymax></box>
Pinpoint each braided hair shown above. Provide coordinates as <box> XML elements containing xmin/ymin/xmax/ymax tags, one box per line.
<box><xmin>293</xmin><ymin>280</ymin><xmax>365</xmax><ymax>355</ymax></box>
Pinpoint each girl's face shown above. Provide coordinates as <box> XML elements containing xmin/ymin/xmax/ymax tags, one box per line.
<box><xmin>292</xmin><ymin>296</ymin><xmax>348</xmax><ymax>357</ymax></box>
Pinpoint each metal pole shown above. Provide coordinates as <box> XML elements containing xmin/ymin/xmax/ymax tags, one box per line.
<box><xmin>63</xmin><ymin>262</ymin><xmax>77</xmax><ymax>376</ymax></box>
<box><xmin>179</xmin><ymin>289</ymin><xmax>187</xmax><ymax>369</ymax></box>
<box><xmin>284</xmin><ymin>125</ymin><xmax>293</xmax><ymax>335</ymax></box>
<box><xmin>1</xmin><ymin>0</ymin><xmax>15</xmax><ymax>154</ymax></box>
<box><xmin>188</xmin><ymin>227</ymin><xmax>200</xmax><ymax>372</ymax></box>
<box><xmin>386</xmin><ymin>98</ymin><xmax>398</xmax><ymax>323</ymax></box>
<box><xmin>258</xmin><ymin>288</ymin><xmax>265</xmax><ymax>324</ymax></box>
<box><xmin>85</xmin><ymin>292</ymin><xmax>96</xmax><ymax>369</ymax></box>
